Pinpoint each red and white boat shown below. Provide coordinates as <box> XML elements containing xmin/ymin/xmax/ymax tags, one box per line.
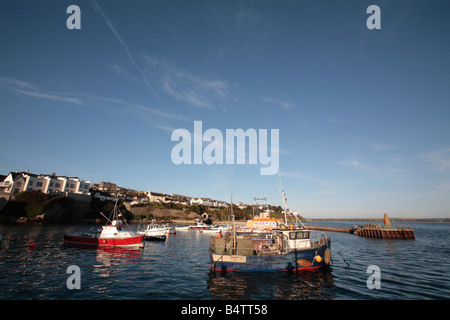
<box><xmin>176</xmin><ymin>219</ymin><xmax>211</xmax><ymax>231</ymax></box>
<box><xmin>64</xmin><ymin>201</ymin><xmax>144</xmax><ymax>248</ymax></box>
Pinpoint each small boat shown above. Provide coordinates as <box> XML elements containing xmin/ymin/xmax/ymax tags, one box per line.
<box><xmin>137</xmin><ymin>220</ymin><xmax>170</xmax><ymax>241</ymax></box>
<box><xmin>63</xmin><ymin>201</ymin><xmax>144</xmax><ymax>248</ymax></box>
<box><xmin>209</xmin><ymin>191</ymin><xmax>331</xmax><ymax>272</ymax></box>
<box><xmin>167</xmin><ymin>225</ymin><xmax>176</xmax><ymax>234</ymax></box>
<box><xmin>176</xmin><ymin>219</ymin><xmax>211</xmax><ymax>231</ymax></box>
<box><xmin>200</xmin><ymin>224</ymin><xmax>229</xmax><ymax>234</ymax></box>
<box><xmin>188</xmin><ymin>219</ymin><xmax>211</xmax><ymax>230</ymax></box>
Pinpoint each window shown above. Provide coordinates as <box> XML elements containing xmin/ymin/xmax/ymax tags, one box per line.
<box><xmin>289</xmin><ymin>231</ymin><xmax>310</xmax><ymax>240</ymax></box>
<box><xmin>50</xmin><ymin>182</ymin><xmax>54</xmax><ymax>187</ymax></box>
<box><xmin>55</xmin><ymin>183</ymin><xmax>60</xmax><ymax>188</ymax></box>
<box><xmin>36</xmin><ymin>182</ymin><xmax>43</xmax><ymax>187</ymax></box>
<box><xmin>29</xmin><ymin>181</ymin><xmax>33</xmax><ymax>186</ymax></box>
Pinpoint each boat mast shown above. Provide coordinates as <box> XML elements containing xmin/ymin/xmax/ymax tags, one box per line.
<box><xmin>281</xmin><ymin>190</ymin><xmax>288</xmax><ymax>225</ymax></box>
<box><xmin>231</xmin><ymin>189</ymin><xmax>235</xmax><ymax>234</ymax></box>
<box><xmin>231</xmin><ymin>190</ymin><xmax>237</xmax><ymax>253</ymax></box>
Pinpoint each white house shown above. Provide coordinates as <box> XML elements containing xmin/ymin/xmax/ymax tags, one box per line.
<box><xmin>190</xmin><ymin>197</ymin><xmax>213</xmax><ymax>207</ymax></box>
<box><xmin>147</xmin><ymin>190</ymin><xmax>168</xmax><ymax>203</ymax></box>
<box><xmin>0</xmin><ymin>171</ymin><xmax>91</xmax><ymax>196</ymax></box>
<box><xmin>217</xmin><ymin>201</ymin><xmax>228</xmax><ymax>208</ymax></box>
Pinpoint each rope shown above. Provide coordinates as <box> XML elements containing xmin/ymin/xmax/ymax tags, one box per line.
<box><xmin>333</xmin><ymin>243</ymin><xmax>350</xmax><ymax>267</ymax></box>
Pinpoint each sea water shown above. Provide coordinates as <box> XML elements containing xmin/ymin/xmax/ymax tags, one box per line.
<box><xmin>0</xmin><ymin>222</ymin><xmax>449</xmax><ymax>300</ymax></box>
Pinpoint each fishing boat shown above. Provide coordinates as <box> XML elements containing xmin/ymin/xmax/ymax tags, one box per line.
<box><xmin>176</xmin><ymin>219</ymin><xmax>211</xmax><ymax>231</ymax></box>
<box><xmin>63</xmin><ymin>201</ymin><xmax>144</xmax><ymax>248</ymax></box>
<box><xmin>209</xmin><ymin>191</ymin><xmax>331</xmax><ymax>272</ymax></box>
<box><xmin>137</xmin><ymin>220</ymin><xmax>170</xmax><ymax>241</ymax></box>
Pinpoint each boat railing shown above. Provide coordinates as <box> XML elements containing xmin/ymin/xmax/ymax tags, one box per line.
<box><xmin>310</xmin><ymin>232</ymin><xmax>329</xmax><ymax>247</ymax></box>
<box><xmin>210</xmin><ymin>234</ymin><xmax>276</xmax><ymax>256</ymax></box>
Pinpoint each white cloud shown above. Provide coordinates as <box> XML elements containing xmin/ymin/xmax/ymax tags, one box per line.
<box><xmin>262</xmin><ymin>97</ymin><xmax>295</xmax><ymax>110</ymax></box>
<box><xmin>338</xmin><ymin>154</ymin><xmax>376</xmax><ymax>173</ymax></box>
<box><xmin>82</xmin><ymin>93</ymin><xmax>189</xmax><ymax>132</ymax></box>
<box><xmin>143</xmin><ymin>54</ymin><xmax>229</xmax><ymax>110</ymax></box>
<box><xmin>421</xmin><ymin>147</ymin><xmax>450</xmax><ymax>172</ymax></box>
<box><xmin>372</xmin><ymin>143</ymin><xmax>398</xmax><ymax>152</ymax></box>
<box><xmin>92</xmin><ymin>0</ymin><xmax>161</xmax><ymax>103</ymax></box>
<box><xmin>0</xmin><ymin>76</ymin><xmax>83</xmax><ymax>105</ymax></box>
<box><xmin>327</xmin><ymin>117</ymin><xmax>348</xmax><ymax>125</ymax></box>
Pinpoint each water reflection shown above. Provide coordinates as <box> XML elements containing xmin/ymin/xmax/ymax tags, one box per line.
<box><xmin>64</xmin><ymin>243</ymin><xmax>143</xmax><ymax>267</ymax></box>
<box><xmin>207</xmin><ymin>268</ymin><xmax>336</xmax><ymax>300</ymax></box>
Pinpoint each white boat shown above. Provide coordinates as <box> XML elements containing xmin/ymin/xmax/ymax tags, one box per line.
<box><xmin>176</xmin><ymin>219</ymin><xmax>211</xmax><ymax>231</ymax></box>
<box><xmin>200</xmin><ymin>225</ymin><xmax>229</xmax><ymax>234</ymax></box>
<box><xmin>137</xmin><ymin>220</ymin><xmax>170</xmax><ymax>241</ymax></box>
<box><xmin>174</xmin><ymin>225</ymin><xmax>191</xmax><ymax>232</ymax></box>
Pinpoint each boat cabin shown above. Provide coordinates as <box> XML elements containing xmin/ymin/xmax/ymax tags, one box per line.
<box><xmin>277</xmin><ymin>228</ymin><xmax>311</xmax><ymax>250</ymax></box>
<box><xmin>100</xmin><ymin>220</ymin><xmax>126</xmax><ymax>237</ymax></box>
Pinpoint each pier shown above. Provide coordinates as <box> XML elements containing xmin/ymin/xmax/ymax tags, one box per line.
<box><xmin>353</xmin><ymin>227</ymin><xmax>415</xmax><ymax>239</ymax></box>
<box><xmin>306</xmin><ymin>224</ymin><xmax>354</xmax><ymax>234</ymax></box>
<box><xmin>305</xmin><ymin>214</ymin><xmax>415</xmax><ymax>240</ymax></box>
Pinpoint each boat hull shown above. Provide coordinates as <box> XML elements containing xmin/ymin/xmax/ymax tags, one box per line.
<box><xmin>189</xmin><ymin>226</ymin><xmax>210</xmax><ymax>230</ymax></box>
<box><xmin>209</xmin><ymin>239</ymin><xmax>331</xmax><ymax>272</ymax></box>
<box><xmin>63</xmin><ymin>234</ymin><xmax>144</xmax><ymax>248</ymax></box>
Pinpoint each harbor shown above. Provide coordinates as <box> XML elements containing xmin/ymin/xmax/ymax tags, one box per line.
<box><xmin>305</xmin><ymin>214</ymin><xmax>416</xmax><ymax>239</ymax></box>
<box><xmin>0</xmin><ymin>221</ymin><xmax>448</xmax><ymax>300</ymax></box>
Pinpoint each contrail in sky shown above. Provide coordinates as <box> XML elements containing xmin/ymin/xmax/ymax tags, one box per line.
<box><xmin>91</xmin><ymin>0</ymin><xmax>162</xmax><ymax>104</ymax></box>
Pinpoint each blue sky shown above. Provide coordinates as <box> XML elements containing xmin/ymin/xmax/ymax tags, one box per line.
<box><xmin>1</xmin><ymin>0</ymin><xmax>449</xmax><ymax>218</ymax></box>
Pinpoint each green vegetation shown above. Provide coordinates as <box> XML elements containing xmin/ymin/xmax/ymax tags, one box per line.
<box><xmin>0</xmin><ymin>190</ymin><xmax>301</xmax><ymax>223</ymax></box>
<box><xmin>132</xmin><ymin>201</ymin><xmax>184</xmax><ymax>210</ymax></box>
<box><xmin>86</xmin><ymin>198</ymin><xmax>133</xmax><ymax>221</ymax></box>
<box><xmin>1</xmin><ymin>190</ymin><xmax>68</xmax><ymax>219</ymax></box>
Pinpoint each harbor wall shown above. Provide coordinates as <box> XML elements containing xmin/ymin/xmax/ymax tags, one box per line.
<box><xmin>306</xmin><ymin>225</ymin><xmax>354</xmax><ymax>234</ymax></box>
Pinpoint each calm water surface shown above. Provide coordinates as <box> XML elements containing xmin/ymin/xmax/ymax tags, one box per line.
<box><xmin>0</xmin><ymin>222</ymin><xmax>449</xmax><ymax>300</ymax></box>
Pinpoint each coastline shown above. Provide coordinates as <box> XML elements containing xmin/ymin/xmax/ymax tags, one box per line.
<box><xmin>304</xmin><ymin>218</ymin><xmax>450</xmax><ymax>223</ymax></box>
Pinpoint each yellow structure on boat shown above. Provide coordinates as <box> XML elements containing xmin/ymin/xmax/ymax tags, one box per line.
<box><xmin>245</xmin><ymin>210</ymin><xmax>281</xmax><ymax>230</ymax></box>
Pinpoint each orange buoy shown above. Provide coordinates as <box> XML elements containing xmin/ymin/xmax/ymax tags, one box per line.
<box><xmin>297</xmin><ymin>259</ymin><xmax>312</xmax><ymax>267</ymax></box>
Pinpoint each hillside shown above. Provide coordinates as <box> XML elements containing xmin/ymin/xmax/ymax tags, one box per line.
<box><xmin>0</xmin><ymin>190</ymin><xmax>288</xmax><ymax>223</ymax></box>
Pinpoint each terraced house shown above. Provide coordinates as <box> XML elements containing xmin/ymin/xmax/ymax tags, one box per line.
<box><xmin>0</xmin><ymin>170</ymin><xmax>91</xmax><ymax>196</ymax></box>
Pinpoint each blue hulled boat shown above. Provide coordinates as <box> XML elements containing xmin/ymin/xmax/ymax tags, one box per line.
<box><xmin>209</xmin><ymin>191</ymin><xmax>331</xmax><ymax>272</ymax></box>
